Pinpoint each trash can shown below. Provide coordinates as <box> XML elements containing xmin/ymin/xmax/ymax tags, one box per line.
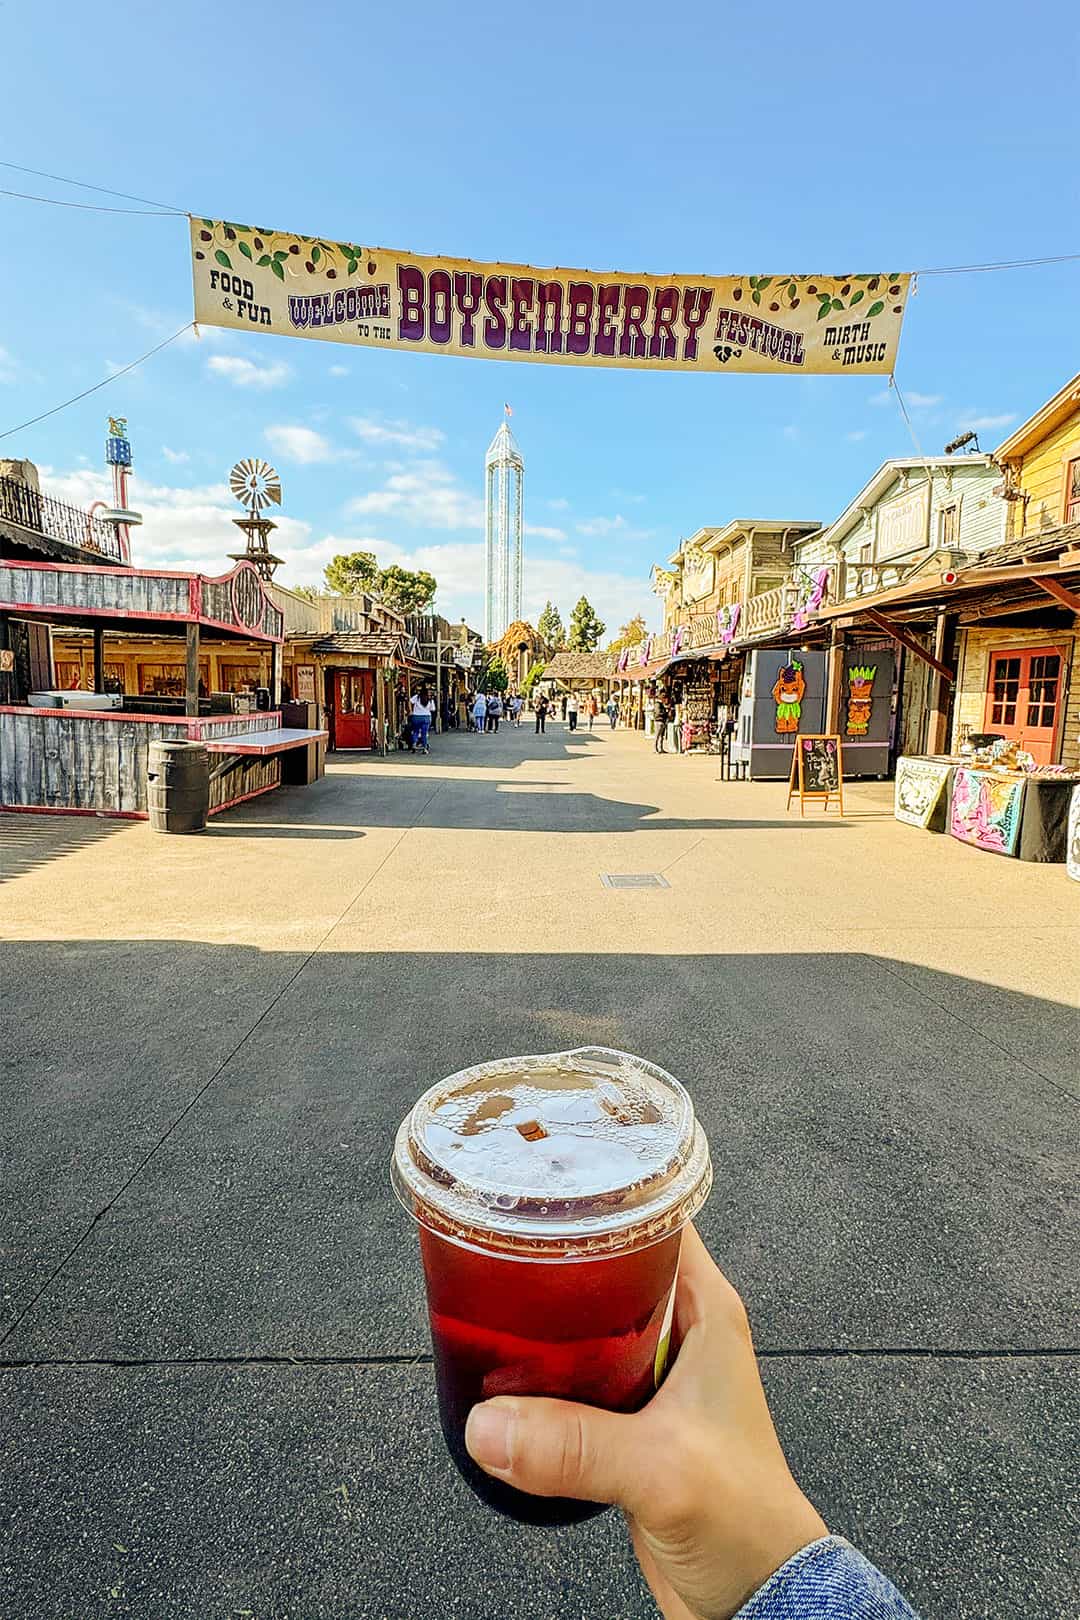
<box><xmin>147</xmin><ymin>740</ymin><xmax>209</xmax><ymax>833</ymax></box>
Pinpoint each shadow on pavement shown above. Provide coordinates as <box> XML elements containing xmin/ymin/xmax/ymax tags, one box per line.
<box><xmin>0</xmin><ymin>939</ymin><xmax>1076</xmax><ymax>1620</ymax></box>
<box><xmin>0</xmin><ymin>812</ymin><xmax>132</xmax><ymax>885</ymax></box>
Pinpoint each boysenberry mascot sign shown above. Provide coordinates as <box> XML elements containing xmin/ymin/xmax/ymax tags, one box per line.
<box><xmin>190</xmin><ymin>218</ymin><xmax>910</xmax><ymax>375</ymax></box>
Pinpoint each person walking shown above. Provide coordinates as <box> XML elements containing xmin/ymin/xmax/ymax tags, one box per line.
<box><xmin>560</xmin><ymin>693</ymin><xmax>568</xmax><ymax>721</ymax></box>
<box><xmin>534</xmin><ymin>693</ymin><xmax>549</xmax><ymax>734</ymax></box>
<box><xmin>472</xmin><ymin>691</ymin><xmax>488</xmax><ymax>735</ymax></box>
<box><xmin>654</xmin><ymin>697</ymin><xmax>669</xmax><ymax>752</ymax></box>
<box><xmin>511</xmin><ymin>693</ymin><xmax>523</xmax><ymax>726</ymax></box>
<box><xmin>410</xmin><ymin>685</ymin><xmax>436</xmax><ymax>754</ymax></box>
<box><xmin>486</xmin><ymin>691</ymin><xmax>503</xmax><ymax>733</ymax></box>
<box><xmin>605</xmin><ymin>695</ymin><xmax>618</xmax><ymax>729</ymax></box>
<box><xmin>566</xmin><ymin>693</ymin><xmax>579</xmax><ymax>732</ymax></box>
<box><xmin>587</xmin><ymin>695</ymin><xmax>598</xmax><ymax>730</ymax></box>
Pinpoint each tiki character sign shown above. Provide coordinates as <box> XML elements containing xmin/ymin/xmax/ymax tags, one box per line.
<box><xmin>772</xmin><ymin>658</ymin><xmax>806</xmax><ymax>734</ymax></box>
<box><xmin>846</xmin><ymin>665</ymin><xmax>876</xmax><ymax>735</ymax></box>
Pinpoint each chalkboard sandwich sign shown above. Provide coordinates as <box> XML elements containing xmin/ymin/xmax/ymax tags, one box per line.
<box><xmin>787</xmin><ymin>733</ymin><xmax>845</xmax><ymax>816</ymax></box>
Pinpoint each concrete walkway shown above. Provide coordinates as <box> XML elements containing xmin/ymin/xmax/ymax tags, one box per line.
<box><xmin>1</xmin><ymin>720</ymin><xmax>1077</xmax><ymax>1619</ymax></box>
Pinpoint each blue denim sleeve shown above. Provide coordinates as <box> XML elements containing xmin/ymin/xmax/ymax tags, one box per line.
<box><xmin>733</xmin><ymin>1536</ymin><xmax>921</xmax><ymax>1619</ymax></box>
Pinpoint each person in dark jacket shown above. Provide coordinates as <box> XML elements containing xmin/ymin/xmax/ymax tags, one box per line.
<box><xmin>654</xmin><ymin>698</ymin><xmax>669</xmax><ymax>752</ymax></box>
<box><xmin>534</xmin><ymin>693</ymin><xmax>549</xmax><ymax>734</ymax></box>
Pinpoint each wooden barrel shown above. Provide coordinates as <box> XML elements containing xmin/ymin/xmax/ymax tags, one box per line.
<box><xmin>147</xmin><ymin>741</ymin><xmax>209</xmax><ymax>833</ymax></box>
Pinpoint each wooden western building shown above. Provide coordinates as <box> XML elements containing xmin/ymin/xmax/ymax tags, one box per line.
<box><xmin>0</xmin><ymin>464</ymin><xmax>325</xmax><ymax>817</ymax></box>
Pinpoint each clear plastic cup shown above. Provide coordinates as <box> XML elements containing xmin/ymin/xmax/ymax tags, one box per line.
<box><xmin>392</xmin><ymin>1046</ymin><xmax>712</xmax><ymax>1524</ymax></box>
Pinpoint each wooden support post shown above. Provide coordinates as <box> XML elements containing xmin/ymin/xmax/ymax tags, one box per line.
<box><xmin>185</xmin><ymin>623</ymin><xmax>200</xmax><ymax>718</ymax></box>
<box><xmin>925</xmin><ymin>610</ymin><xmax>952</xmax><ymax>755</ymax></box>
<box><xmin>825</xmin><ymin>627</ymin><xmax>845</xmax><ymax>733</ymax></box>
<box><xmin>375</xmin><ymin>661</ymin><xmax>387</xmax><ymax>755</ymax></box>
<box><xmin>92</xmin><ymin>627</ymin><xmax>106</xmax><ymax>694</ymax></box>
<box><xmin>270</xmin><ymin>641</ymin><xmax>282</xmax><ymax>707</ymax></box>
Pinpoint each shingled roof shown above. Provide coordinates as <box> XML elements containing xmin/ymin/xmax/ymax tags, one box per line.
<box><xmin>543</xmin><ymin>650</ymin><xmax>614</xmax><ymax>681</ymax></box>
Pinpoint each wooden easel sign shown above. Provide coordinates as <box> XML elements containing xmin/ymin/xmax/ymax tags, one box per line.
<box><xmin>787</xmin><ymin>734</ymin><xmax>845</xmax><ymax>815</ymax></box>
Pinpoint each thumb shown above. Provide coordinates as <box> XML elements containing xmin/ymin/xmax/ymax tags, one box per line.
<box><xmin>465</xmin><ymin>1395</ymin><xmax>644</xmax><ymax>1507</ymax></box>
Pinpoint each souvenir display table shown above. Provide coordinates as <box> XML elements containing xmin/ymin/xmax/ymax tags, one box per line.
<box><xmin>894</xmin><ymin>755</ymin><xmax>955</xmax><ymax>831</ymax></box>
<box><xmin>1067</xmin><ymin>784</ymin><xmax>1080</xmax><ymax>882</ymax></box>
<box><xmin>948</xmin><ymin>765</ymin><xmax>1078</xmax><ymax>862</ymax></box>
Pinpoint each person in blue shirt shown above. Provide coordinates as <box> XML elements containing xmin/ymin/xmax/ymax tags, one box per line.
<box><xmin>466</xmin><ymin>1225</ymin><xmax>919</xmax><ymax>1620</ymax></box>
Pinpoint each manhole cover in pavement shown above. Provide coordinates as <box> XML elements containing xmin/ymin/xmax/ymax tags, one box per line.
<box><xmin>599</xmin><ymin>873</ymin><xmax>670</xmax><ymax>889</ymax></box>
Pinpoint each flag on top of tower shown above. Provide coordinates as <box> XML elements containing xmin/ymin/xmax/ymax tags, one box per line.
<box><xmin>189</xmin><ymin>218</ymin><xmax>910</xmax><ymax>375</ymax></box>
<box><xmin>504</xmin><ymin>403</ymin><xmax>512</xmax><ymax>416</ymax></box>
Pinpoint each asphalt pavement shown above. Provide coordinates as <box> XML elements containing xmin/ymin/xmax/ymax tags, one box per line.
<box><xmin>1</xmin><ymin>719</ymin><xmax>1077</xmax><ymax>1619</ymax></box>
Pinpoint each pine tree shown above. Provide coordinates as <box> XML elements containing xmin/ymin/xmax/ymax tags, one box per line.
<box><xmin>568</xmin><ymin>596</ymin><xmax>606</xmax><ymax>652</ymax></box>
<box><xmin>537</xmin><ymin>601</ymin><xmax>566</xmax><ymax>649</ymax></box>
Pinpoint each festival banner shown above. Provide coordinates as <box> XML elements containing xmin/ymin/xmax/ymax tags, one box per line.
<box><xmin>190</xmin><ymin>218</ymin><xmax>910</xmax><ymax>375</ymax></box>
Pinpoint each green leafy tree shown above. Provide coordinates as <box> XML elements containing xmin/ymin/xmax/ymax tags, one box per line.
<box><xmin>521</xmin><ymin>660</ymin><xmax>546</xmax><ymax>698</ymax></box>
<box><xmin>484</xmin><ymin>656</ymin><xmax>509</xmax><ymax>693</ymax></box>
<box><xmin>568</xmin><ymin>595</ymin><xmax>606</xmax><ymax>652</ymax></box>
<box><xmin>375</xmin><ymin>564</ymin><xmax>437</xmax><ymax>615</ymax></box>
<box><xmin>537</xmin><ymin>601</ymin><xmax>566</xmax><ymax>649</ymax></box>
<box><xmin>323</xmin><ymin>551</ymin><xmax>379</xmax><ymax>596</ymax></box>
<box><xmin>606</xmin><ymin>614</ymin><xmax>647</xmax><ymax>655</ymax></box>
<box><xmin>288</xmin><ymin>584</ymin><xmax>321</xmax><ymax>602</ymax></box>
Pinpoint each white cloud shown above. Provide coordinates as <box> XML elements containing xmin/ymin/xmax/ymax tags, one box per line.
<box><xmin>525</xmin><ymin>523</ymin><xmax>567</xmax><ymax>541</ymax></box>
<box><xmin>37</xmin><ymin>463</ymin><xmax>655</xmax><ymax>633</ymax></box>
<box><xmin>954</xmin><ymin>411</ymin><xmax>1017</xmax><ymax>432</ymax></box>
<box><xmin>346</xmin><ymin>461</ymin><xmax>484</xmax><ymax>530</ymax></box>
<box><xmin>610</xmin><ymin>488</ymin><xmax>646</xmax><ymax>504</ymax></box>
<box><xmin>0</xmin><ymin>345</ymin><xmax>16</xmax><ymax>384</ymax></box>
<box><xmin>547</xmin><ymin>497</ymin><xmax>570</xmax><ymax>511</ymax></box>
<box><xmin>162</xmin><ymin>446</ymin><xmax>190</xmax><ymax>464</ymax></box>
<box><xmin>265</xmin><ymin>424</ymin><xmax>336</xmax><ymax>464</ymax></box>
<box><xmin>870</xmin><ymin>386</ymin><xmax>940</xmax><ymax>408</ymax></box>
<box><xmin>328</xmin><ymin>364</ymin><xmax>349</xmax><ymax>377</ymax></box>
<box><xmin>846</xmin><ymin>429</ymin><xmax>868</xmax><ymax>443</ymax></box>
<box><xmin>349</xmin><ymin>415</ymin><xmax>445</xmax><ymax>452</ymax></box>
<box><xmin>576</xmin><ymin>513</ymin><xmax>656</xmax><ymax>541</ymax></box>
<box><xmin>207</xmin><ymin>354</ymin><xmax>291</xmax><ymax>390</ymax></box>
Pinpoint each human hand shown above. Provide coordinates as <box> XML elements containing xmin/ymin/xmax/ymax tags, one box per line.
<box><xmin>465</xmin><ymin>1224</ymin><xmax>826</xmax><ymax>1620</ymax></box>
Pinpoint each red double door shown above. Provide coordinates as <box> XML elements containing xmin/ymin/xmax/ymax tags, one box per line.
<box><xmin>984</xmin><ymin>646</ymin><xmax>1063</xmax><ymax>764</ymax></box>
<box><xmin>334</xmin><ymin>670</ymin><xmax>374</xmax><ymax>749</ymax></box>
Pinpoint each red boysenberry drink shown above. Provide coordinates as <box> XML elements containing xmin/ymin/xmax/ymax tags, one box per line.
<box><xmin>392</xmin><ymin>1047</ymin><xmax>712</xmax><ymax>1525</ymax></box>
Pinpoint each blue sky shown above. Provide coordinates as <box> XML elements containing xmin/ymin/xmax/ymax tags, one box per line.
<box><xmin>3</xmin><ymin>1</ymin><xmax>1078</xmax><ymax>634</ymax></box>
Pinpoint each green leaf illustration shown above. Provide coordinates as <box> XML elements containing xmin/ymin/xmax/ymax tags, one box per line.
<box><xmin>865</xmin><ymin>300</ymin><xmax>885</xmax><ymax>318</ymax></box>
<box><xmin>214</xmin><ymin>250</ymin><xmax>232</xmax><ymax>270</ymax></box>
<box><xmin>831</xmin><ymin>298</ymin><xmax>844</xmax><ymax>311</ymax></box>
<box><xmin>201</xmin><ymin>218</ymin><xmax>214</xmax><ymax>227</ymax></box>
<box><xmin>849</xmin><ymin>289</ymin><xmax>864</xmax><ymax>305</ymax></box>
<box><xmin>756</xmin><ymin>277</ymin><xmax>772</xmax><ymax>291</ymax></box>
<box><xmin>237</xmin><ymin>240</ymin><xmax>253</xmax><ymax>261</ymax></box>
<box><xmin>271</xmin><ymin>260</ymin><xmax>285</xmax><ymax>282</ymax></box>
<box><xmin>312</xmin><ymin>246</ymin><xmax>321</xmax><ymax>264</ymax></box>
<box><xmin>752</xmin><ymin>290</ymin><xmax>761</xmax><ymax>305</ymax></box>
<box><xmin>346</xmin><ymin>260</ymin><xmax>358</xmax><ymax>276</ymax></box>
<box><xmin>257</xmin><ymin>254</ymin><xmax>271</xmax><ymax>267</ymax></box>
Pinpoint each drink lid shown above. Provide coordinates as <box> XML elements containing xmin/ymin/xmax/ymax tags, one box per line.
<box><xmin>391</xmin><ymin>1046</ymin><xmax>711</xmax><ymax>1260</ymax></box>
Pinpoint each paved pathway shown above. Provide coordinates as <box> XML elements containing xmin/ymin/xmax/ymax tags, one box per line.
<box><xmin>1</xmin><ymin>721</ymin><xmax>1077</xmax><ymax>1619</ymax></box>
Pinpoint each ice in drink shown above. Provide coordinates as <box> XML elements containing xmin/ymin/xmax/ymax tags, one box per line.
<box><xmin>392</xmin><ymin>1047</ymin><xmax>712</xmax><ymax>1525</ymax></box>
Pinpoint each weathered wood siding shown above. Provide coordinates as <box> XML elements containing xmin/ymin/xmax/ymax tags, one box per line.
<box><xmin>209</xmin><ymin>756</ymin><xmax>281</xmax><ymax>812</ymax></box>
<box><xmin>0</xmin><ymin>711</ymin><xmax>188</xmax><ymax>811</ymax></box>
<box><xmin>0</xmin><ymin>564</ymin><xmax>189</xmax><ymax>619</ymax></box>
<box><xmin>0</xmin><ymin>710</ymin><xmax>282</xmax><ymax>813</ymax></box>
<box><xmin>1010</xmin><ymin>409</ymin><xmax>1080</xmax><ymax>536</ymax></box>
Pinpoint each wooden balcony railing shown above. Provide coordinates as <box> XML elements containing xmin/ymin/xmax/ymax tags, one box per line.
<box><xmin>0</xmin><ymin>474</ymin><xmax>123</xmax><ymax>564</ymax></box>
<box><xmin>742</xmin><ymin>583</ymin><xmax>800</xmax><ymax>638</ymax></box>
